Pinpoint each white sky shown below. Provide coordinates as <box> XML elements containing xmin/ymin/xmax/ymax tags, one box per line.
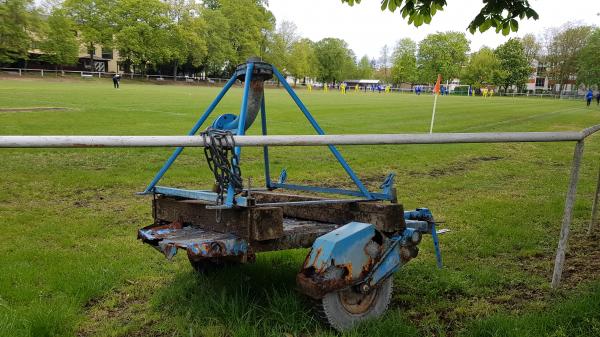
<box><xmin>267</xmin><ymin>0</ymin><xmax>600</xmax><ymax>60</ymax></box>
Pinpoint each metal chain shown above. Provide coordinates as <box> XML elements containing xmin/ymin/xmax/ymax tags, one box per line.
<box><xmin>201</xmin><ymin>128</ymin><xmax>243</xmax><ymax>207</ymax></box>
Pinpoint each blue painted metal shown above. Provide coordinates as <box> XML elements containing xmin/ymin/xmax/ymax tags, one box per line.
<box><xmin>260</xmin><ymin>98</ymin><xmax>272</xmax><ymax>188</ymax></box>
<box><xmin>404</xmin><ymin>208</ymin><xmax>442</xmax><ymax>268</ymax></box>
<box><xmin>298</xmin><ymin>221</ymin><xmax>427</xmax><ymax>298</ymax></box>
<box><xmin>431</xmin><ymin>222</ymin><xmax>443</xmax><ymax>269</ymax></box>
<box><xmin>138</xmin><ymin>224</ymin><xmax>248</xmax><ymax>261</ymax></box>
<box><xmin>304</xmin><ymin>222</ymin><xmax>376</xmax><ymax>279</ymax></box>
<box><xmin>272</xmin><ymin>67</ymin><xmax>373</xmax><ymax>200</ymax></box>
<box><xmin>211</xmin><ymin>113</ymin><xmax>239</xmax><ymax>131</ymax></box>
<box><xmin>278</xmin><ymin>169</ymin><xmax>287</xmax><ymax>184</ymax></box>
<box><xmin>367</xmin><ymin>241</ymin><xmax>402</xmax><ymax>286</ymax></box>
<box><xmin>153</xmin><ymin>186</ymin><xmax>248</xmax><ymax>207</ymax></box>
<box><xmin>366</xmin><ymin>228</ymin><xmax>421</xmax><ymax>286</ymax></box>
<box><xmin>271</xmin><ymin>182</ymin><xmax>394</xmax><ymax>200</ymax></box>
<box><xmin>380</xmin><ymin>173</ymin><xmax>395</xmax><ymax>196</ymax></box>
<box><xmin>225</xmin><ymin>62</ymin><xmax>254</xmax><ymax>206</ymax></box>
<box><xmin>142</xmin><ymin>74</ymin><xmax>238</xmax><ymax>194</ymax></box>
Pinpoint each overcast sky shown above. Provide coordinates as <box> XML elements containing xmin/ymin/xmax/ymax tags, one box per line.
<box><xmin>267</xmin><ymin>0</ymin><xmax>600</xmax><ymax>60</ymax></box>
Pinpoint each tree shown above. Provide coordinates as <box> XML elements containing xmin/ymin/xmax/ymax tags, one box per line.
<box><xmin>165</xmin><ymin>1</ymin><xmax>207</xmax><ymax>78</ymax></box>
<box><xmin>340</xmin><ymin>0</ymin><xmax>538</xmax><ymax>35</ymax></box>
<box><xmin>494</xmin><ymin>38</ymin><xmax>530</xmax><ymax>92</ymax></box>
<box><xmin>356</xmin><ymin>55</ymin><xmax>373</xmax><ymax>79</ymax></box>
<box><xmin>201</xmin><ymin>8</ymin><xmax>234</xmax><ymax>76</ymax></box>
<box><xmin>390</xmin><ymin>38</ymin><xmax>417</xmax><ymax>85</ymax></box>
<box><xmin>212</xmin><ymin>0</ymin><xmax>274</xmax><ymax>71</ymax></box>
<box><xmin>287</xmin><ymin>38</ymin><xmax>317</xmax><ymax>86</ymax></box>
<box><xmin>265</xmin><ymin>20</ymin><xmax>298</xmax><ymax>75</ymax></box>
<box><xmin>64</xmin><ymin>0</ymin><xmax>115</xmax><ymax>72</ymax></box>
<box><xmin>112</xmin><ymin>0</ymin><xmax>172</xmax><ymax>75</ymax></box>
<box><xmin>313</xmin><ymin>38</ymin><xmax>355</xmax><ymax>83</ymax></box>
<box><xmin>0</xmin><ymin>0</ymin><xmax>40</xmax><ymax>64</ymax></box>
<box><xmin>576</xmin><ymin>28</ymin><xmax>600</xmax><ymax>89</ymax></box>
<box><xmin>545</xmin><ymin>24</ymin><xmax>593</xmax><ymax>93</ymax></box>
<box><xmin>417</xmin><ymin>31</ymin><xmax>469</xmax><ymax>83</ymax></box>
<box><xmin>521</xmin><ymin>33</ymin><xmax>540</xmax><ymax>65</ymax></box>
<box><xmin>39</xmin><ymin>8</ymin><xmax>79</xmax><ymax>69</ymax></box>
<box><xmin>378</xmin><ymin>44</ymin><xmax>390</xmax><ymax>82</ymax></box>
<box><xmin>461</xmin><ymin>47</ymin><xmax>500</xmax><ymax>89</ymax></box>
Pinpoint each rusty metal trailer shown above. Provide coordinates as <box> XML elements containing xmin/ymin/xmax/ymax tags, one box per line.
<box><xmin>133</xmin><ymin>59</ymin><xmax>441</xmax><ymax>330</ymax></box>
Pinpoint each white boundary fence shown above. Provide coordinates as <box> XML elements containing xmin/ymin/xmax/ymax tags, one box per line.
<box><xmin>0</xmin><ymin>67</ymin><xmax>234</xmax><ymax>84</ymax></box>
<box><xmin>0</xmin><ymin>67</ymin><xmax>284</xmax><ymax>86</ymax></box>
<box><xmin>1</xmin><ymin>124</ymin><xmax>599</xmax><ymax>288</ymax></box>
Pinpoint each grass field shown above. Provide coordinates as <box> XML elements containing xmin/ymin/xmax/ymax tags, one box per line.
<box><xmin>1</xmin><ymin>77</ymin><xmax>600</xmax><ymax>337</ymax></box>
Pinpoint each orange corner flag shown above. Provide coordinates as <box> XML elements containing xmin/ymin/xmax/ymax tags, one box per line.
<box><xmin>433</xmin><ymin>74</ymin><xmax>442</xmax><ymax>94</ymax></box>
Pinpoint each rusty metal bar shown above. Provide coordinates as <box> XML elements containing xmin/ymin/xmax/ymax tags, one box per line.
<box><xmin>552</xmin><ymin>140</ymin><xmax>585</xmax><ymax>288</ymax></box>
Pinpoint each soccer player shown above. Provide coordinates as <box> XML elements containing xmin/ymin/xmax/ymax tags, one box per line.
<box><xmin>586</xmin><ymin>89</ymin><xmax>593</xmax><ymax>107</ymax></box>
<box><xmin>307</xmin><ymin>83</ymin><xmax>312</xmax><ymax>92</ymax></box>
<box><xmin>112</xmin><ymin>73</ymin><xmax>121</xmax><ymax>89</ymax></box>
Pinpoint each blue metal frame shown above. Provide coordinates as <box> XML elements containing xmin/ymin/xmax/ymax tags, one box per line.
<box><xmin>224</xmin><ymin>62</ymin><xmax>254</xmax><ymax>206</ymax></box>
<box><xmin>270</xmin><ymin>182</ymin><xmax>394</xmax><ymax>200</ymax></box>
<box><xmin>260</xmin><ymin>97</ymin><xmax>272</xmax><ymax>188</ymax></box>
<box><xmin>272</xmin><ymin>67</ymin><xmax>374</xmax><ymax>200</ymax></box>
<box><xmin>404</xmin><ymin>208</ymin><xmax>443</xmax><ymax>269</ymax></box>
<box><xmin>143</xmin><ymin>60</ymin><xmax>397</xmax><ymax>205</ymax></box>
<box><xmin>142</xmin><ymin>74</ymin><xmax>238</xmax><ymax>194</ymax></box>
<box><xmin>153</xmin><ymin>186</ymin><xmax>248</xmax><ymax>206</ymax></box>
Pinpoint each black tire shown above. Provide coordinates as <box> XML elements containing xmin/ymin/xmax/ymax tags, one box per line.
<box><xmin>316</xmin><ymin>277</ymin><xmax>393</xmax><ymax>331</ymax></box>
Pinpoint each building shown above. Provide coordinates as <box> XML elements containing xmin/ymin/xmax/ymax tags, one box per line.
<box><xmin>525</xmin><ymin>59</ymin><xmax>578</xmax><ymax>93</ymax></box>
<box><xmin>77</xmin><ymin>44</ymin><xmax>120</xmax><ymax>73</ymax></box>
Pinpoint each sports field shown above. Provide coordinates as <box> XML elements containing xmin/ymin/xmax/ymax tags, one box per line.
<box><xmin>1</xmin><ymin>77</ymin><xmax>600</xmax><ymax>337</ymax></box>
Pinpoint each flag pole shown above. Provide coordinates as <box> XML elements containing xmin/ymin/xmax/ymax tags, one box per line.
<box><xmin>429</xmin><ymin>74</ymin><xmax>442</xmax><ymax>134</ymax></box>
<box><xmin>429</xmin><ymin>94</ymin><xmax>438</xmax><ymax>134</ymax></box>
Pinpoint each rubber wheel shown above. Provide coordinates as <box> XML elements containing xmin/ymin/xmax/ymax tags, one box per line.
<box><xmin>316</xmin><ymin>277</ymin><xmax>393</xmax><ymax>331</ymax></box>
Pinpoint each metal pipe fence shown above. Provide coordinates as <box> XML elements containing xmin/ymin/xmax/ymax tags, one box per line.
<box><xmin>0</xmin><ymin>67</ymin><xmax>235</xmax><ymax>84</ymax></box>
<box><xmin>0</xmin><ymin>125</ymin><xmax>599</xmax><ymax>288</ymax></box>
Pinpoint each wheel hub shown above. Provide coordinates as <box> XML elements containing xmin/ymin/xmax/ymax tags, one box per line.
<box><xmin>338</xmin><ymin>286</ymin><xmax>378</xmax><ymax>314</ymax></box>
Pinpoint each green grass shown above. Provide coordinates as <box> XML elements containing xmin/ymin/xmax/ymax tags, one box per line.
<box><xmin>1</xmin><ymin>77</ymin><xmax>599</xmax><ymax>337</ymax></box>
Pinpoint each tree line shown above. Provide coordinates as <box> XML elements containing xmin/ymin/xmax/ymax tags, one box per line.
<box><xmin>460</xmin><ymin>23</ymin><xmax>599</xmax><ymax>93</ymax></box>
<box><xmin>1</xmin><ymin>0</ymin><xmax>598</xmax><ymax>91</ymax></box>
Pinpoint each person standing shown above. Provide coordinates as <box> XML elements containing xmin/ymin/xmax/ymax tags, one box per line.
<box><xmin>596</xmin><ymin>92</ymin><xmax>600</xmax><ymax>106</ymax></box>
<box><xmin>586</xmin><ymin>89</ymin><xmax>593</xmax><ymax>107</ymax></box>
<box><xmin>112</xmin><ymin>73</ymin><xmax>121</xmax><ymax>89</ymax></box>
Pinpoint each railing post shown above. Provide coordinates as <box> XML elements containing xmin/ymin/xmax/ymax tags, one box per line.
<box><xmin>41</xmin><ymin>69</ymin><xmax>43</xmax><ymax>77</ymax></box>
<box><xmin>588</xmin><ymin>162</ymin><xmax>600</xmax><ymax>236</ymax></box>
<box><xmin>19</xmin><ymin>69</ymin><xmax>22</xmax><ymax>76</ymax></box>
<box><xmin>552</xmin><ymin>140</ymin><xmax>585</xmax><ymax>288</ymax></box>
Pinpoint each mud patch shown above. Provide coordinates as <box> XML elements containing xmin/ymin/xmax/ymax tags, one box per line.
<box><xmin>0</xmin><ymin>107</ymin><xmax>69</xmax><ymax>113</ymax></box>
<box><xmin>560</xmin><ymin>232</ymin><xmax>600</xmax><ymax>288</ymax></box>
<box><xmin>410</xmin><ymin>156</ymin><xmax>504</xmax><ymax>178</ymax></box>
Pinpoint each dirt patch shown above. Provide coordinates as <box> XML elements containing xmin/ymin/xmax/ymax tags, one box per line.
<box><xmin>410</xmin><ymin>156</ymin><xmax>504</xmax><ymax>178</ymax></box>
<box><xmin>0</xmin><ymin>107</ymin><xmax>69</xmax><ymax>113</ymax></box>
<box><xmin>560</xmin><ymin>232</ymin><xmax>600</xmax><ymax>288</ymax></box>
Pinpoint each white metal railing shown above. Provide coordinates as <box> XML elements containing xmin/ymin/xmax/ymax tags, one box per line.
<box><xmin>0</xmin><ymin>67</ymin><xmax>233</xmax><ymax>84</ymax></box>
